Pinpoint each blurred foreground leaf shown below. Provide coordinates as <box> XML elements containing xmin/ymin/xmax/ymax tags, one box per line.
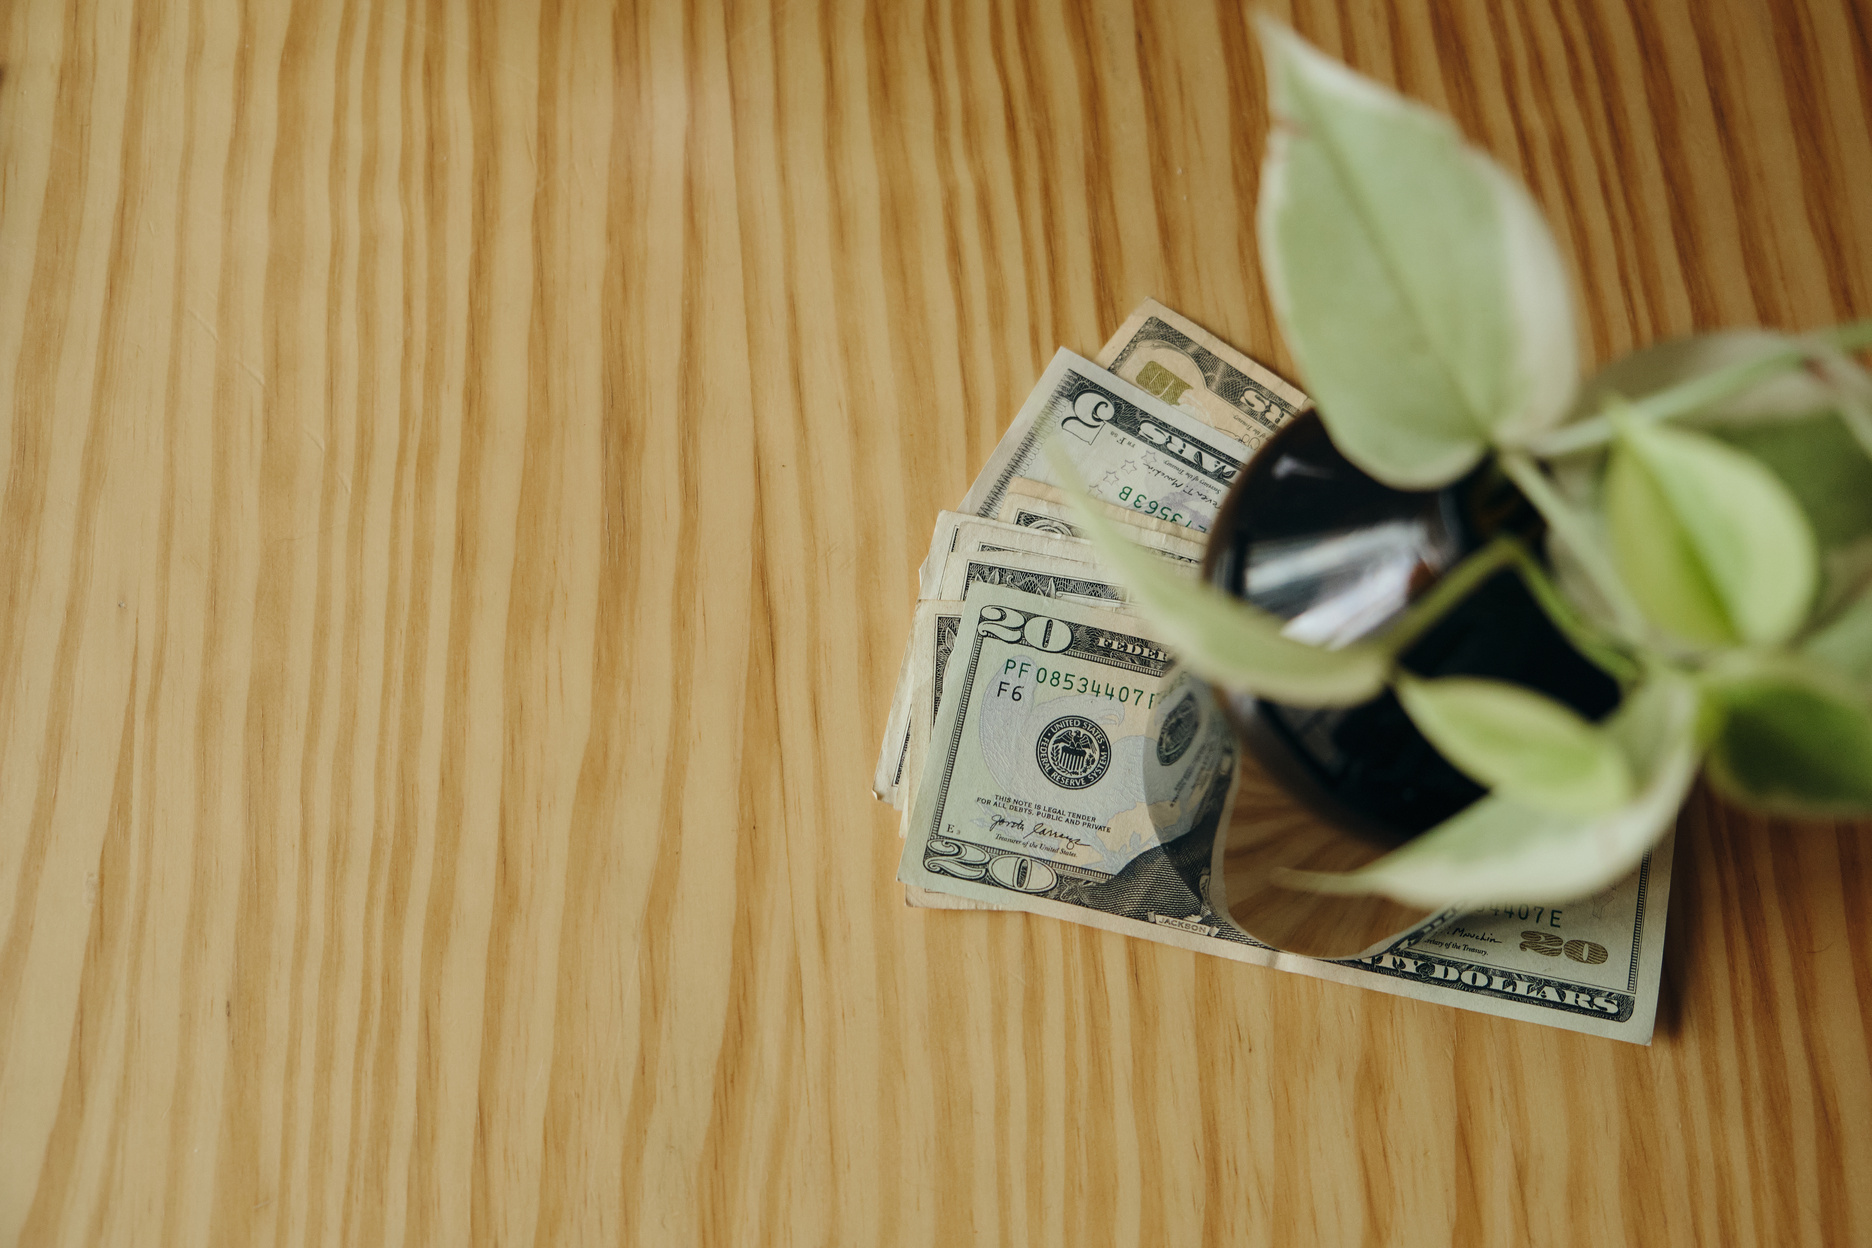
<box><xmin>1063</xmin><ymin>483</ymin><xmax>1392</xmax><ymax>706</ymax></box>
<box><xmin>1606</xmin><ymin>421</ymin><xmax>1817</xmax><ymax>647</ymax></box>
<box><xmin>1705</xmin><ymin>671</ymin><xmax>1872</xmax><ymax>816</ymax></box>
<box><xmin>1804</xmin><ymin>589</ymin><xmax>1872</xmax><ymax>690</ymax></box>
<box><xmin>1397</xmin><ymin>675</ymin><xmax>1633</xmax><ymax>816</ymax></box>
<box><xmin>1255</xmin><ymin>20</ymin><xmax>1575</xmax><ymax>489</ymax></box>
<box><xmin>1283</xmin><ymin>671</ymin><xmax>1700</xmax><ymax>906</ymax></box>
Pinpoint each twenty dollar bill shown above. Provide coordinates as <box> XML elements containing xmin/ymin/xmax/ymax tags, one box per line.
<box><xmin>900</xmin><ymin>583</ymin><xmax>1674</xmax><ymax>1044</ymax></box>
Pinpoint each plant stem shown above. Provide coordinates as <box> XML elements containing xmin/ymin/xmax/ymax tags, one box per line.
<box><xmin>1508</xmin><ymin>549</ymin><xmax>1642</xmax><ymax>684</ymax></box>
<box><xmin>1632</xmin><ymin>346</ymin><xmax>1806</xmax><ymax>423</ymax></box>
<box><xmin>1373</xmin><ymin>525</ymin><xmax>1643</xmax><ymax>686</ymax></box>
<box><xmin>1498</xmin><ymin>453</ymin><xmax>1649</xmax><ymax>640</ymax></box>
<box><xmin>1526</xmin><ymin>319</ymin><xmax>1872</xmax><ymax>457</ymax></box>
<box><xmin>1377</xmin><ymin>535</ymin><xmax>1524</xmax><ymax>658</ymax></box>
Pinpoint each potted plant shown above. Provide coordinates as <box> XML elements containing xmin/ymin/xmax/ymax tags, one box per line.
<box><xmin>1072</xmin><ymin>20</ymin><xmax>1872</xmax><ymax>910</ymax></box>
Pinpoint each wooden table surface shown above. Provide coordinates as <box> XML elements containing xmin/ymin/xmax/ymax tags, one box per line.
<box><xmin>4</xmin><ymin>1</ymin><xmax>1870</xmax><ymax>1243</ymax></box>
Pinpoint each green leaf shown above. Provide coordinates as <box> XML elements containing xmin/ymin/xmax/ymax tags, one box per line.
<box><xmin>1062</xmin><ymin>482</ymin><xmax>1391</xmax><ymax>706</ymax></box>
<box><xmin>1705</xmin><ymin>672</ymin><xmax>1872</xmax><ymax>816</ymax></box>
<box><xmin>1501</xmin><ymin>452</ymin><xmax>1651</xmax><ymax>644</ymax></box>
<box><xmin>1804</xmin><ymin>589</ymin><xmax>1872</xmax><ymax>688</ymax></box>
<box><xmin>1396</xmin><ymin>675</ymin><xmax>1633</xmax><ymax>815</ymax></box>
<box><xmin>1605</xmin><ymin>421</ymin><xmax>1818</xmax><ymax>647</ymax></box>
<box><xmin>1254</xmin><ymin>20</ymin><xmax>1576</xmax><ymax>489</ymax></box>
<box><xmin>1713</xmin><ymin>414</ymin><xmax>1872</xmax><ymax>548</ymax></box>
<box><xmin>1284</xmin><ymin>671</ymin><xmax>1701</xmax><ymax>906</ymax></box>
<box><xmin>1602</xmin><ymin>436</ymin><xmax>1732</xmax><ymax>646</ymax></box>
<box><xmin>1534</xmin><ymin>326</ymin><xmax>1872</xmax><ymax>457</ymax></box>
<box><xmin>1569</xmin><ymin>330</ymin><xmax>1828</xmax><ymax>425</ymax></box>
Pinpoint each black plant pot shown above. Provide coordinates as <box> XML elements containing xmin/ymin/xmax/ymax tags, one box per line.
<box><xmin>1200</xmin><ymin>411</ymin><xmax>1620</xmax><ymax>956</ymax></box>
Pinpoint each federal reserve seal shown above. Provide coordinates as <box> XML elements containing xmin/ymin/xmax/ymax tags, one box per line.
<box><xmin>1018</xmin><ymin>511</ymin><xmax>1075</xmax><ymax>536</ymax></box>
<box><xmin>1035</xmin><ymin>716</ymin><xmax>1112</xmax><ymax>789</ymax></box>
<box><xmin>1155</xmin><ymin>693</ymin><xmax>1199</xmax><ymax>766</ymax></box>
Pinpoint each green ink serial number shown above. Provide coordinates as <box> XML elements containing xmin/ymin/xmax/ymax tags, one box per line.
<box><xmin>1114</xmin><ymin>485</ymin><xmax>1205</xmax><ymax>532</ymax></box>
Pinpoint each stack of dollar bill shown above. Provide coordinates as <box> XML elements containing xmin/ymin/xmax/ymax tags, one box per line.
<box><xmin>875</xmin><ymin>299</ymin><xmax>1673</xmax><ymax>1043</ymax></box>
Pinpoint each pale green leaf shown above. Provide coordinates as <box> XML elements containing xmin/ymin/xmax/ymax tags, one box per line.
<box><xmin>1501</xmin><ymin>452</ymin><xmax>1651</xmax><ymax>643</ymax></box>
<box><xmin>1606</xmin><ymin>422</ymin><xmax>1818</xmax><ymax>647</ymax></box>
<box><xmin>1254</xmin><ymin>20</ymin><xmax>1576</xmax><ymax>489</ymax></box>
<box><xmin>1396</xmin><ymin>675</ymin><xmax>1633</xmax><ymax>815</ymax></box>
<box><xmin>1284</xmin><ymin>672</ymin><xmax>1700</xmax><ymax>906</ymax></box>
<box><xmin>1483</xmin><ymin>159</ymin><xmax>1580</xmax><ymax>448</ymax></box>
<box><xmin>1605</xmin><ymin>340</ymin><xmax>1872</xmax><ymax>606</ymax></box>
<box><xmin>1603</xmin><ymin>437</ymin><xmax>1733</xmax><ymax>646</ymax></box>
<box><xmin>1705</xmin><ymin>672</ymin><xmax>1872</xmax><ymax>816</ymax></box>
<box><xmin>1062</xmin><ymin>483</ymin><xmax>1391</xmax><ymax>706</ymax></box>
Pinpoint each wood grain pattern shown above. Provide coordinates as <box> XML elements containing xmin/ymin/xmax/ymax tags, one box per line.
<box><xmin>2</xmin><ymin>1</ymin><xmax>1869</xmax><ymax>1243</ymax></box>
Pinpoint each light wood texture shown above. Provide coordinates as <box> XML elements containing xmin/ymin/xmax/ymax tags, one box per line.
<box><xmin>3</xmin><ymin>1</ymin><xmax>1869</xmax><ymax>1243</ymax></box>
